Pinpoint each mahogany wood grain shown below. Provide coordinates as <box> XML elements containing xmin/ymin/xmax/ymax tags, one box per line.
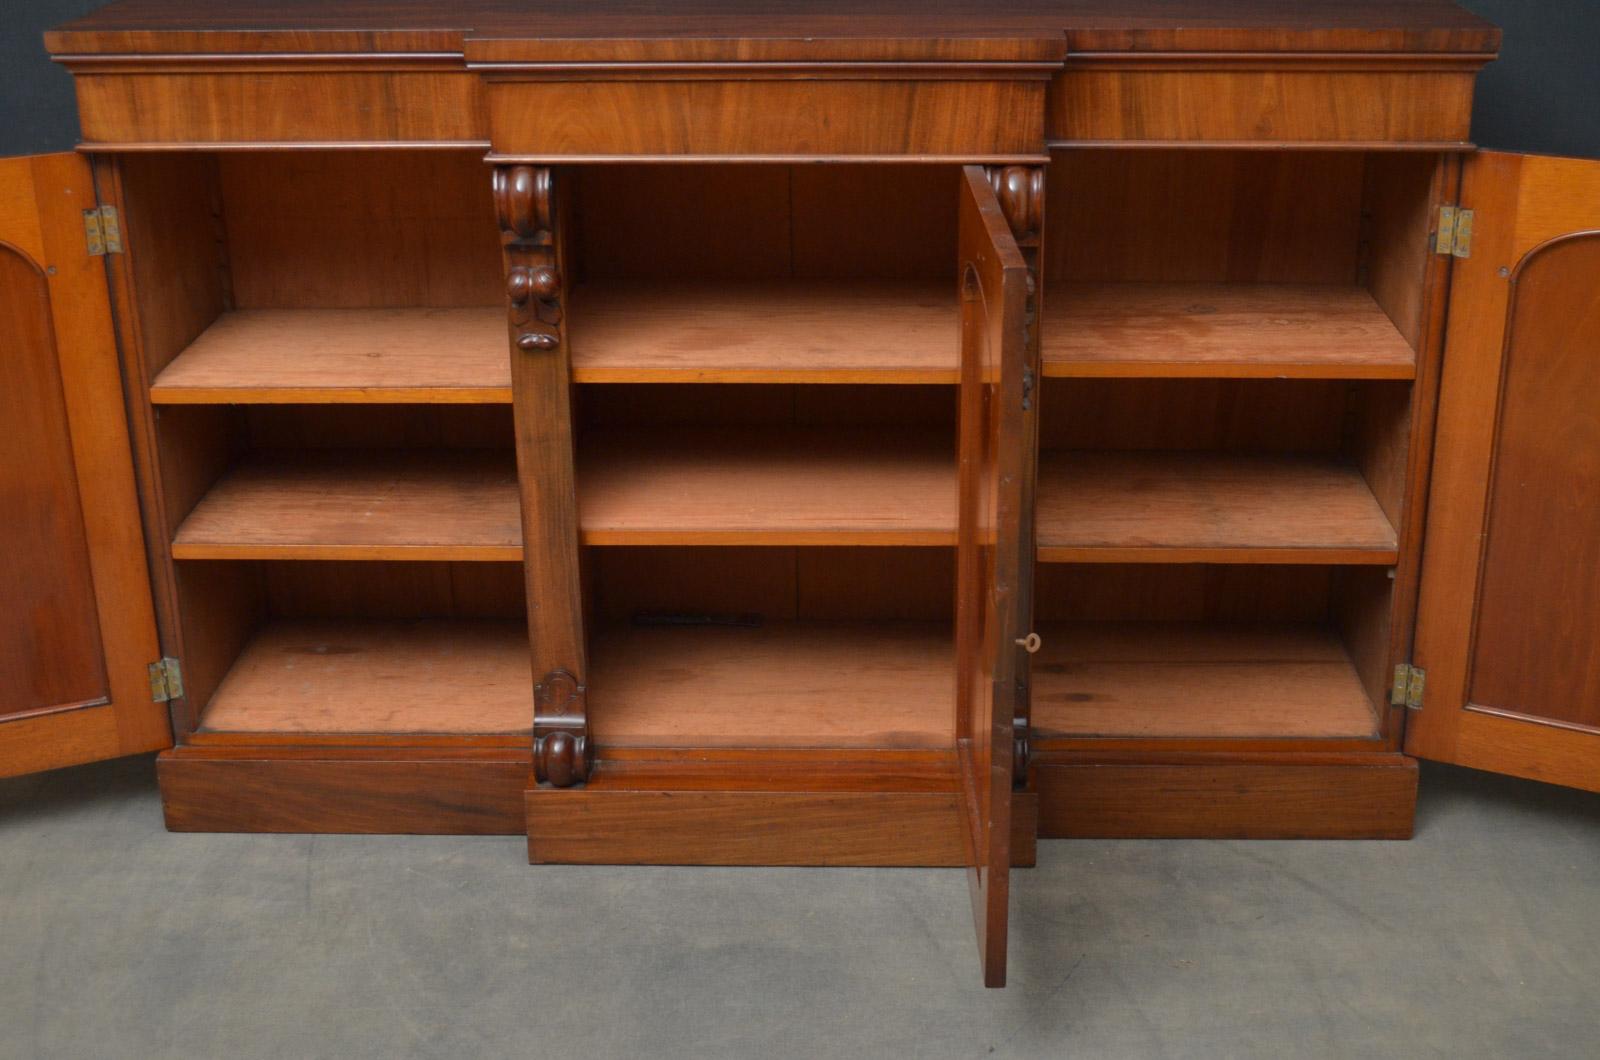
<box><xmin>527</xmin><ymin>759</ymin><xmax>1041</xmax><ymax>866</ymax></box>
<box><xmin>0</xmin><ymin>153</ymin><xmax>168</xmax><ymax>778</ymax></box>
<box><xmin>72</xmin><ymin>71</ymin><xmax>487</xmax><ymax>148</ymax></box>
<box><xmin>588</xmin><ymin>621</ymin><xmax>951</xmax><ymax>749</ymax></box>
<box><xmin>1043</xmin><ymin>283</ymin><xmax>1416</xmax><ymax>379</ymax></box>
<box><xmin>0</xmin><ymin>216</ymin><xmax>107</xmax><ymax>719</ymax></box>
<box><xmin>1468</xmin><ymin>234</ymin><xmax>1600</xmax><ymax>726</ymax></box>
<box><xmin>1031</xmin><ymin>622</ymin><xmax>1379</xmax><ymax>739</ymax></box>
<box><xmin>1036</xmin><ymin>451</ymin><xmax>1399</xmax><ymax>564</ymax></box>
<box><xmin>1032</xmin><ymin>753</ymin><xmax>1417</xmax><ymax>838</ymax></box>
<box><xmin>529</xmin><ymin>787</ymin><xmax>969</xmax><ymax>866</ymax></box>
<box><xmin>159</xmin><ymin>745</ymin><xmax>528</xmax><ymax>833</ymax></box>
<box><xmin>1407</xmin><ymin>152</ymin><xmax>1600</xmax><ymax>791</ymax></box>
<box><xmin>484</xmin><ymin>77</ymin><xmax>1048</xmax><ymax>161</ymax></box>
<box><xmin>46</xmin><ymin>1</ymin><xmax>1499</xmax><ymax>58</ymax></box>
<box><xmin>150</xmin><ymin>309</ymin><xmax>510</xmax><ymax>404</ymax></box>
<box><xmin>578</xmin><ymin>428</ymin><xmax>956</xmax><ymax>546</ymax></box>
<box><xmin>171</xmin><ymin>450</ymin><xmax>520</xmax><ymax>562</ymax></box>
<box><xmin>197</xmin><ymin>619</ymin><xmax>530</xmax><ymax>734</ymax></box>
<box><xmin>1048</xmin><ymin>64</ymin><xmax>1482</xmax><ymax>146</ymax></box>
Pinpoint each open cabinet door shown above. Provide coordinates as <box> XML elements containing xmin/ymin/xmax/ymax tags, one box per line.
<box><xmin>1407</xmin><ymin>151</ymin><xmax>1600</xmax><ymax>791</ymax></box>
<box><xmin>0</xmin><ymin>153</ymin><xmax>168</xmax><ymax>778</ymax></box>
<box><xmin>955</xmin><ymin>166</ymin><xmax>1032</xmax><ymax>987</ymax></box>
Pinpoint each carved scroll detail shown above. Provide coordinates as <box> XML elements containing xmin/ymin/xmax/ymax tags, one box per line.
<box><xmin>534</xmin><ymin>669</ymin><xmax>591</xmax><ymax>788</ymax></box>
<box><xmin>495</xmin><ymin>165</ymin><xmax>562</xmax><ymax>355</ymax></box>
<box><xmin>985</xmin><ymin>165</ymin><xmax>1045</xmax><ymax>246</ymax></box>
<box><xmin>497</xmin><ymin>165</ymin><xmax>589</xmax><ymax>788</ymax></box>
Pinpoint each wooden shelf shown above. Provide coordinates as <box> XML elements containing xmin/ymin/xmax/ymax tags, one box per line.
<box><xmin>149</xmin><ymin>281</ymin><xmax>956</xmax><ymax>404</ymax></box>
<box><xmin>1043</xmin><ymin>284</ymin><xmax>1417</xmax><ymax>379</ymax></box>
<box><xmin>172</xmin><ymin>450</ymin><xmax>521</xmax><ymax>561</ymax></box>
<box><xmin>1032</xmin><ymin>622</ymin><xmax>1380</xmax><ymax>739</ymax></box>
<box><xmin>198</xmin><ymin>619</ymin><xmax>532</xmax><ymax>734</ymax></box>
<box><xmin>579</xmin><ymin>428</ymin><xmax>957</xmax><ymax>546</ymax></box>
<box><xmin>590</xmin><ymin>621</ymin><xmax>952</xmax><ymax>749</ymax></box>
<box><xmin>151</xmin><ymin>308</ymin><xmax>511</xmax><ymax>404</ymax></box>
<box><xmin>569</xmin><ymin>280</ymin><xmax>956</xmax><ymax>384</ymax></box>
<box><xmin>1037</xmin><ymin>450</ymin><xmax>1398</xmax><ymax>564</ymax></box>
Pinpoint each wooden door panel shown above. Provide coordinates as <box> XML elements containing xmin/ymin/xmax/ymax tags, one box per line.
<box><xmin>955</xmin><ymin>166</ymin><xmax>1030</xmax><ymax>987</ymax></box>
<box><xmin>1408</xmin><ymin>152</ymin><xmax>1600</xmax><ymax>790</ymax></box>
<box><xmin>0</xmin><ymin>153</ymin><xmax>168</xmax><ymax>778</ymax></box>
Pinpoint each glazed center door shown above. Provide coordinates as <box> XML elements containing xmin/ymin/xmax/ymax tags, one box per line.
<box><xmin>0</xmin><ymin>153</ymin><xmax>168</xmax><ymax>777</ymax></box>
<box><xmin>955</xmin><ymin>165</ymin><xmax>1034</xmax><ymax>988</ymax></box>
<box><xmin>1407</xmin><ymin>151</ymin><xmax>1600</xmax><ymax>791</ymax></box>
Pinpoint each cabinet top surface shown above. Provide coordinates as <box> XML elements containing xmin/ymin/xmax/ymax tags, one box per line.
<box><xmin>48</xmin><ymin>0</ymin><xmax>1500</xmax><ymax>60</ymax></box>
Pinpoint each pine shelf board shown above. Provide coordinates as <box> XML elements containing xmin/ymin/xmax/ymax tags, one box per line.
<box><xmin>1037</xmin><ymin>450</ymin><xmax>1399</xmax><ymax>564</ymax></box>
<box><xmin>148</xmin><ymin>281</ymin><xmax>957</xmax><ymax>404</ymax></box>
<box><xmin>1043</xmin><ymin>283</ymin><xmax>1417</xmax><ymax>379</ymax></box>
<box><xmin>1032</xmin><ymin>622</ymin><xmax>1380</xmax><ymax>739</ymax></box>
<box><xmin>578</xmin><ymin>428</ymin><xmax>958</xmax><ymax>546</ymax></box>
<box><xmin>171</xmin><ymin>450</ymin><xmax>523</xmax><ymax>561</ymax></box>
<box><xmin>150</xmin><ymin>308</ymin><xmax>511</xmax><ymax>404</ymax></box>
<box><xmin>197</xmin><ymin>619</ymin><xmax>532</xmax><ymax>735</ymax></box>
<box><xmin>589</xmin><ymin>621</ymin><xmax>953</xmax><ymax>749</ymax></box>
<box><xmin>568</xmin><ymin>280</ymin><xmax>957</xmax><ymax>384</ymax></box>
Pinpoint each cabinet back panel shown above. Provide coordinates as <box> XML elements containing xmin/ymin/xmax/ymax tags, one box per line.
<box><xmin>592</xmin><ymin>547</ymin><xmax>955</xmax><ymax>623</ymax></box>
<box><xmin>1047</xmin><ymin>150</ymin><xmax>1365</xmax><ymax>285</ymax></box>
<box><xmin>243</xmin><ymin>404</ymin><xmax>513</xmax><ymax>450</ymax></box>
<box><xmin>1362</xmin><ymin>152</ymin><xmax>1447</xmax><ymax>353</ymax></box>
<box><xmin>578</xmin><ymin>384</ymin><xmax>955</xmax><ymax>430</ymax></box>
<box><xmin>1036</xmin><ymin>564</ymin><xmax>1331</xmax><ymax>624</ymax></box>
<box><xmin>1040</xmin><ymin>378</ymin><xmax>1348</xmax><ymax>453</ymax></box>
<box><xmin>218</xmin><ymin>151</ymin><xmax>501</xmax><ymax>309</ymax></box>
<box><xmin>264</xmin><ymin>562</ymin><xmax>526</xmax><ymax>620</ymax></box>
<box><xmin>118</xmin><ymin>153</ymin><xmax>229</xmax><ymax>379</ymax></box>
<box><xmin>571</xmin><ymin>164</ymin><xmax>958</xmax><ymax>281</ymax></box>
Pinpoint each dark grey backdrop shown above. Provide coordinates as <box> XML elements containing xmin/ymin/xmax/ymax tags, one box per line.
<box><xmin>2</xmin><ymin>0</ymin><xmax>1598</xmax><ymax>157</ymax></box>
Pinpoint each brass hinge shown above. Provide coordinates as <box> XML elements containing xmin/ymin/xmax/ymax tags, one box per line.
<box><xmin>83</xmin><ymin>205</ymin><xmax>124</xmax><ymax>256</ymax></box>
<box><xmin>1435</xmin><ymin>206</ymin><xmax>1473</xmax><ymax>258</ymax></box>
<box><xmin>148</xmin><ymin>657</ymin><xmax>185</xmax><ymax>703</ymax></box>
<box><xmin>1390</xmin><ymin>663</ymin><xmax>1426</xmax><ymax>711</ymax></box>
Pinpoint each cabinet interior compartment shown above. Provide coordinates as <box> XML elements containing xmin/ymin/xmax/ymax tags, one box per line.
<box><xmin>1037</xmin><ymin>376</ymin><xmax>1410</xmax><ymax>565</ymax></box>
<box><xmin>571</xmin><ymin>380</ymin><xmax>959</xmax><ymax>751</ymax></box>
<box><xmin>120</xmin><ymin>151</ymin><xmax>506</xmax><ymax>405</ymax></box>
<box><xmin>563</xmin><ymin>163</ymin><xmax>962</xmax><ymax>384</ymax></box>
<box><xmin>153</xmin><ymin>402</ymin><xmax>523</xmax><ymax>737</ymax></box>
<box><xmin>1032</xmin><ymin>564</ymin><xmax>1392</xmax><ymax>741</ymax></box>
<box><xmin>584</xmin><ymin>546</ymin><xmax>956</xmax><ymax>750</ymax></box>
<box><xmin>1043</xmin><ymin>149</ymin><xmax>1443</xmax><ymax>380</ymax></box>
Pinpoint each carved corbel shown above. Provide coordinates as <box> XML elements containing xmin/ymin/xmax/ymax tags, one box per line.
<box><xmin>494</xmin><ymin>165</ymin><xmax>563</xmax><ymax>355</ymax></box>
<box><xmin>985</xmin><ymin>165</ymin><xmax>1045</xmax><ymax>248</ymax></box>
<box><xmin>534</xmin><ymin>669</ymin><xmax>591</xmax><ymax>787</ymax></box>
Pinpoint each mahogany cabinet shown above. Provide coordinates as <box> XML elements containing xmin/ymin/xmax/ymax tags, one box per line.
<box><xmin>4</xmin><ymin>0</ymin><xmax>1599</xmax><ymax>987</ymax></box>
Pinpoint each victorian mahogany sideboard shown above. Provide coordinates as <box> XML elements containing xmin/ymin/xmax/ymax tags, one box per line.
<box><xmin>6</xmin><ymin>0</ymin><xmax>1600</xmax><ymax>987</ymax></box>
